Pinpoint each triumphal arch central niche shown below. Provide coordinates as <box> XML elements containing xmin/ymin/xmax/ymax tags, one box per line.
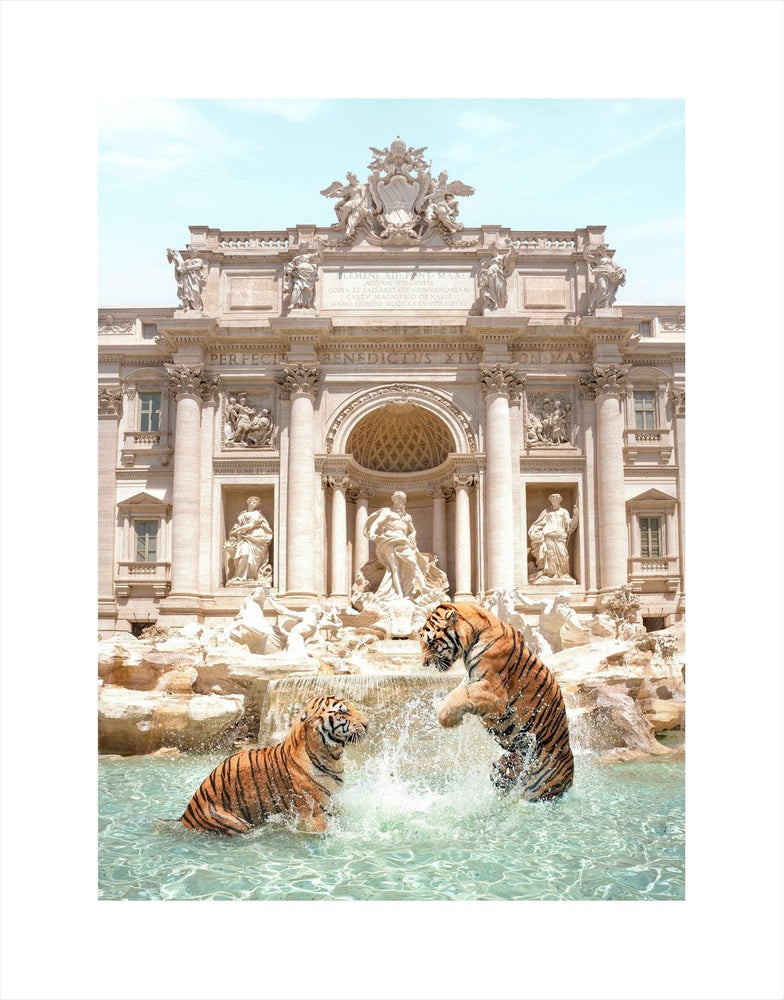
<box><xmin>98</xmin><ymin>135</ymin><xmax>685</xmax><ymax>634</ymax></box>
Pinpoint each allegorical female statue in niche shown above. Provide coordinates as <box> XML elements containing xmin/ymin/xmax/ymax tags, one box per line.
<box><xmin>224</xmin><ymin>496</ymin><xmax>273</xmax><ymax>584</ymax></box>
<box><xmin>528</xmin><ymin>493</ymin><xmax>578</xmax><ymax>584</ymax></box>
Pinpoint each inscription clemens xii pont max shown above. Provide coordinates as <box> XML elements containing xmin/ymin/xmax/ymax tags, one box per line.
<box><xmin>322</xmin><ymin>269</ymin><xmax>475</xmax><ymax>310</ymax></box>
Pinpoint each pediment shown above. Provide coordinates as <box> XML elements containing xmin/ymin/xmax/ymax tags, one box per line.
<box><xmin>117</xmin><ymin>491</ymin><xmax>171</xmax><ymax>513</ymax></box>
<box><xmin>626</xmin><ymin>487</ymin><xmax>676</xmax><ymax>508</ymax></box>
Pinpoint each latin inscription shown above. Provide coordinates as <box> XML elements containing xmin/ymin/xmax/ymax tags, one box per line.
<box><xmin>322</xmin><ymin>269</ymin><xmax>475</xmax><ymax>310</ymax></box>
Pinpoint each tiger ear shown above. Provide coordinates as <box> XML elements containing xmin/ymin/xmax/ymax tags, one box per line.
<box><xmin>446</xmin><ymin>608</ymin><xmax>459</xmax><ymax>627</ymax></box>
<box><xmin>300</xmin><ymin>710</ymin><xmax>309</xmax><ymax>721</ymax></box>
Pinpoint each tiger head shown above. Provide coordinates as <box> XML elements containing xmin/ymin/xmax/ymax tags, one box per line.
<box><xmin>297</xmin><ymin>696</ymin><xmax>369</xmax><ymax>751</ymax></box>
<box><xmin>419</xmin><ymin>603</ymin><xmax>465</xmax><ymax>672</ymax></box>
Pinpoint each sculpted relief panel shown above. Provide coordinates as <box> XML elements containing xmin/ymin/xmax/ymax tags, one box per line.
<box><xmin>223</xmin><ymin>391</ymin><xmax>276</xmax><ymax>449</ymax></box>
<box><xmin>523</xmin><ymin>390</ymin><xmax>577</xmax><ymax>449</ymax></box>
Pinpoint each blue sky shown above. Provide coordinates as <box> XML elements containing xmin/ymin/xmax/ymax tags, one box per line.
<box><xmin>100</xmin><ymin>97</ymin><xmax>684</xmax><ymax>306</ymax></box>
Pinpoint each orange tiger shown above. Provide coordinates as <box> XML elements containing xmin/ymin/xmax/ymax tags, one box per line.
<box><xmin>420</xmin><ymin>602</ymin><xmax>574</xmax><ymax>801</ymax></box>
<box><xmin>180</xmin><ymin>696</ymin><xmax>369</xmax><ymax>835</ymax></box>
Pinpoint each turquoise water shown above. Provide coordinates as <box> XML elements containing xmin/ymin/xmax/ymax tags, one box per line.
<box><xmin>98</xmin><ymin>696</ymin><xmax>684</xmax><ymax>901</ymax></box>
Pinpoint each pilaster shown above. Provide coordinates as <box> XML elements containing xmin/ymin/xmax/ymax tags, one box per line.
<box><xmin>98</xmin><ymin>388</ymin><xmax>123</xmax><ymax>625</ymax></box>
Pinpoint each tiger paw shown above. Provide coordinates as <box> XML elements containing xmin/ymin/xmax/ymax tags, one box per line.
<box><xmin>437</xmin><ymin>703</ymin><xmax>462</xmax><ymax>728</ymax></box>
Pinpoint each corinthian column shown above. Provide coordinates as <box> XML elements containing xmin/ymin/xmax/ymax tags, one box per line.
<box><xmin>580</xmin><ymin>364</ymin><xmax>630</xmax><ymax>592</ymax></box>
<box><xmin>98</xmin><ymin>388</ymin><xmax>123</xmax><ymax>626</ymax></box>
<box><xmin>280</xmin><ymin>364</ymin><xmax>320</xmax><ymax>600</ymax></box>
<box><xmin>166</xmin><ymin>365</ymin><xmax>207</xmax><ymax>602</ymax></box>
<box><xmin>480</xmin><ymin>365</ymin><xmax>523</xmax><ymax>590</ymax></box>
<box><xmin>351</xmin><ymin>488</ymin><xmax>373</xmax><ymax>578</ymax></box>
<box><xmin>199</xmin><ymin>373</ymin><xmax>220</xmax><ymax>594</ymax></box>
<box><xmin>428</xmin><ymin>486</ymin><xmax>451</xmax><ymax>583</ymax></box>
<box><xmin>326</xmin><ymin>474</ymin><xmax>350</xmax><ymax>603</ymax></box>
<box><xmin>453</xmin><ymin>473</ymin><xmax>476</xmax><ymax>600</ymax></box>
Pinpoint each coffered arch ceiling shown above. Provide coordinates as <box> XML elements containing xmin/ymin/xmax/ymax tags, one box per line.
<box><xmin>347</xmin><ymin>403</ymin><xmax>455</xmax><ymax>473</ymax></box>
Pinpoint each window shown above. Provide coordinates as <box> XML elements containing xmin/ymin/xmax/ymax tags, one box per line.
<box><xmin>142</xmin><ymin>323</ymin><xmax>157</xmax><ymax>340</ymax></box>
<box><xmin>633</xmin><ymin>390</ymin><xmax>656</xmax><ymax>430</ymax></box>
<box><xmin>639</xmin><ymin>516</ymin><xmax>662</xmax><ymax>558</ymax></box>
<box><xmin>139</xmin><ymin>392</ymin><xmax>161</xmax><ymax>432</ymax></box>
<box><xmin>636</xmin><ymin>321</ymin><xmax>651</xmax><ymax>338</ymax></box>
<box><xmin>134</xmin><ymin>521</ymin><xmax>158</xmax><ymax>561</ymax></box>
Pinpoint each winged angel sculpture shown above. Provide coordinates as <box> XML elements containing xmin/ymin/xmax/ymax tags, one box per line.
<box><xmin>320</xmin><ymin>137</ymin><xmax>474</xmax><ymax>244</ymax></box>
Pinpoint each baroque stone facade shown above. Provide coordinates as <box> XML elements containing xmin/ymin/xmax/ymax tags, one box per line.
<box><xmin>98</xmin><ymin>137</ymin><xmax>685</xmax><ymax>633</ymax></box>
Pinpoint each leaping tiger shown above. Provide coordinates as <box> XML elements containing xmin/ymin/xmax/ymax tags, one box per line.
<box><xmin>420</xmin><ymin>602</ymin><xmax>574</xmax><ymax>801</ymax></box>
<box><xmin>180</xmin><ymin>696</ymin><xmax>369</xmax><ymax>835</ymax></box>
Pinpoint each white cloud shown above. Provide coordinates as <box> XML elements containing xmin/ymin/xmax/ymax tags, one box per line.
<box><xmin>219</xmin><ymin>99</ymin><xmax>323</xmax><ymax>122</ymax></box>
<box><xmin>457</xmin><ymin>111</ymin><xmax>514</xmax><ymax>137</ymax></box>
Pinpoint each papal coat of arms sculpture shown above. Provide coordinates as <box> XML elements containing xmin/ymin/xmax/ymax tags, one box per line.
<box><xmin>320</xmin><ymin>136</ymin><xmax>475</xmax><ymax>245</ymax></box>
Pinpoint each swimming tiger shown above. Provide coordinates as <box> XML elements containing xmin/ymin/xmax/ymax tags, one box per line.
<box><xmin>420</xmin><ymin>602</ymin><xmax>574</xmax><ymax>802</ymax></box>
<box><xmin>180</xmin><ymin>696</ymin><xmax>369</xmax><ymax>835</ymax></box>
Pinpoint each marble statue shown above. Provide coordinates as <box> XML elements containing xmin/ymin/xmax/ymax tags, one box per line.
<box><xmin>584</xmin><ymin>244</ymin><xmax>626</xmax><ymax>312</ymax></box>
<box><xmin>224</xmin><ymin>497</ymin><xmax>273</xmax><ymax>584</ymax></box>
<box><xmin>363</xmin><ymin>491</ymin><xmax>444</xmax><ymax>602</ymax></box>
<box><xmin>320</xmin><ymin>172</ymin><xmax>374</xmax><ymax>239</ymax></box>
<box><xmin>478</xmin><ymin>244</ymin><xmax>515</xmax><ymax>311</ymax></box>
<box><xmin>516</xmin><ymin>591</ymin><xmax>587</xmax><ymax>655</ymax></box>
<box><xmin>284</xmin><ymin>243</ymin><xmax>322</xmax><ymax>310</ymax></box>
<box><xmin>166</xmin><ymin>247</ymin><xmax>206</xmax><ymax>311</ymax></box>
<box><xmin>425</xmin><ymin>171</ymin><xmax>475</xmax><ymax>234</ymax></box>
<box><xmin>225</xmin><ymin>393</ymin><xmax>274</xmax><ymax>447</ymax></box>
<box><xmin>528</xmin><ymin>493</ymin><xmax>578</xmax><ymax>583</ymax></box>
<box><xmin>267</xmin><ymin>594</ymin><xmax>344</xmax><ymax>657</ymax></box>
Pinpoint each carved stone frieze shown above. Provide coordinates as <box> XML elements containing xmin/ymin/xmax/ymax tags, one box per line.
<box><xmin>660</xmin><ymin>312</ymin><xmax>686</xmax><ymax>332</ymax></box>
<box><xmin>98</xmin><ymin>388</ymin><xmax>123</xmax><ymax>417</ymax></box>
<box><xmin>278</xmin><ymin>364</ymin><xmax>320</xmax><ymax>399</ymax></box>
<box><xmin>98</xmin><ymin>315</ymin><xmax>134</xmax><ymax>335</ymax></box>
<box><xmin>579</xmin><ymin>364</ymin><xmax>632</xmax><ymax>399</ymax></box>
<box><xmin>479</xmin><ymin>364</ymin><xmax>525</xmax><ymax>400</ymax></box>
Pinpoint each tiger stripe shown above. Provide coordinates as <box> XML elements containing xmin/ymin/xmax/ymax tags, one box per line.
<box><xmin>180</xmin><ymin>696</ymin><xmax>369</xmax><ymax>835</ymax></box>
<box><xmin>420</xmin><ymin>601</ymin><xmax>574</xmax><ymax>802</ymax></box>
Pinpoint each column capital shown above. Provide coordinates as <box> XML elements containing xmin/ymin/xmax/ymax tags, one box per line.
<box><xmin>279</xmin><ymin>364</ymin><xmax>320</xmax><ymax>399</ymax></box>
<box><xmin>166</xmin><ymin>364</ymin><xmax>210</xmax><ymax>400</ymax></box>
<box><xmin>579</xmin><ymin>363</ymin><xmax>632</xmax><ymax>399</ymax></box>
<box><xmin>453</xmin><ymin>472</ymin><xmax>477</xmax><ymax>489</ymax></box>
<box><xmin>324</xmin><ymin>474</ymin><xmax>351</xmax><ymax>491</ymax></box>
<box><xmin>200</xmin><ymin>371</ymin><xmax>221</xmax><ymax>404</ymax></box>
<box><xmin>428</xmin><ymin>485</ymin><xmax>454</xmax><ymax>501</ymax></box>
<box><xmin>98</xmin><ymin>387</ymin><xmax>123</xmax><ymax>417</ymax></box>
<box><xmin>479</xmin><ymin>364</ymin><xmax>525</xmax><ymax>400</ymax></box>
<box><xmin>347</xmin><ymin>487</ymin><xmax>375</xmax><ymax>503</ymax></box>
<box><xmin>670</xmin><ymin>385</ymin><xmax>686</xmax><ymax>416</ymax></box>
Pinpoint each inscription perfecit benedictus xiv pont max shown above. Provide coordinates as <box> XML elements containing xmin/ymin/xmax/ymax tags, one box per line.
<box><xmin>206</xmin><ymin>349</ymin><xmax>591</xmax><ymax>367</ymax></box>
